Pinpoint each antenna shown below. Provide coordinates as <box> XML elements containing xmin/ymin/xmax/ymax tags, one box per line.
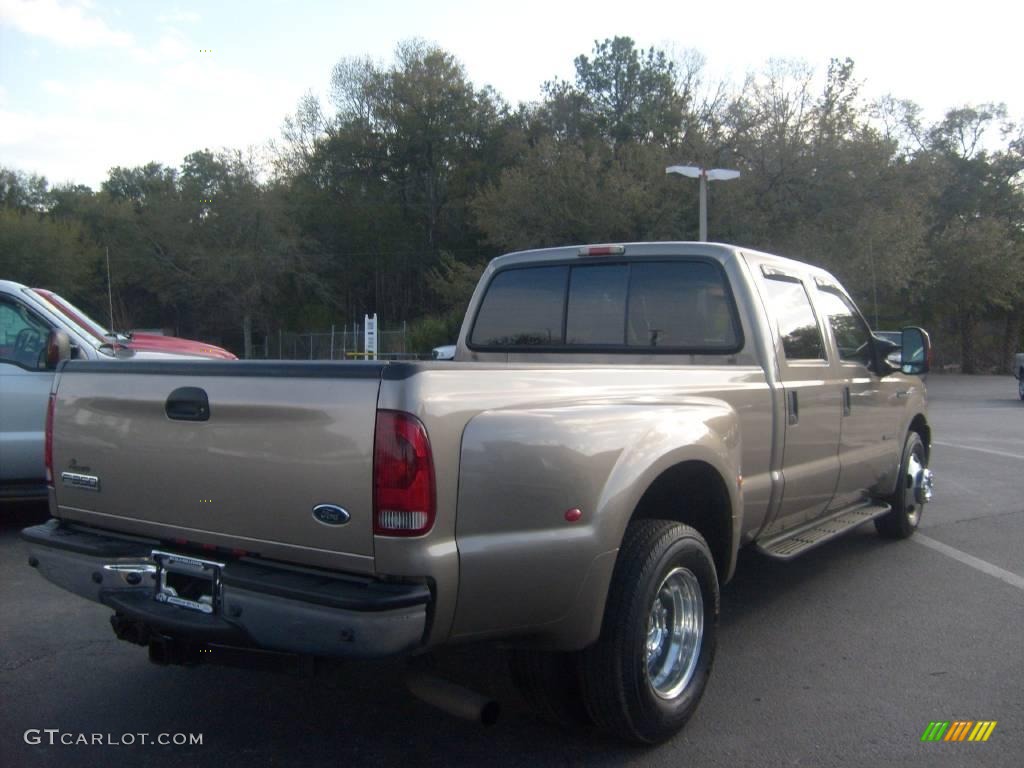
<box><xmin>106</xmin><ymin>246</ymin><xmax>117</xmax><ymax>347</ymax></box>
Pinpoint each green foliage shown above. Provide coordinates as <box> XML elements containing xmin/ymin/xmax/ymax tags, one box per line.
<box><xmin>1</xmin><ymin>40</ymin><xmax>1021</xmax><ymax>370</ymax></box>
<box><xmin>0</xmin><ymin>167</ymin><xmax>53</xmax><ymax>212</ymax></box>
<box><xmin>0</xmin><ymin>208</ymin><xmax>95</xmax><ymax>292</ymax></box>
<box><xmin>538</xmin><ymin>37</ymin><xmax>685</xmax><ymax>146</ymax></box>
<box><xmin>407</xmin><ymin>312</ymin><xmax>459</xmax><ymax>353</ymax></box>
<box><xmin>427</xmin><ymin>252</ymin><xmax>484</xmax><ymax>314</ymax></box>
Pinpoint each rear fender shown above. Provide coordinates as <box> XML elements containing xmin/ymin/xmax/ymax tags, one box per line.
<box><xmin>451</xmin><ymin>399</ymin><xmax>741</xmax><ymax>649</ymax></box>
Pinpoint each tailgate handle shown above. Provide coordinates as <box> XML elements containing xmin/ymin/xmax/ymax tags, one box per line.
<box><xmin>166</xmin><ymin>387</ymin><xmax>210</xmax><ymax>422</ymax></box>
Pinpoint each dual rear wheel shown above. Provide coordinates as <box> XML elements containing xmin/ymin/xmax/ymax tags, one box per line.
<box><xmin>510</xmin><ymin>520</ymin><xmax>719</xmax><ymax>744</ymax></box>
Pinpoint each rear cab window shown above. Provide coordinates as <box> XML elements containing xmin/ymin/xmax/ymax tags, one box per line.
<box><xmin>469</xmin><ymin>259</ymin><xmax>741</xmax><ymax>353</ymax></box>
<box><xmin>470</xmin><ymin>266</ymin><xmax>568</xmax><ymax>346</ymax></box>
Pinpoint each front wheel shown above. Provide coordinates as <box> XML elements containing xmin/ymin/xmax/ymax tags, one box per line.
<box><xmin>579</xmin><ymin>520</ymin><xmax>719</xmax><ymax>744</ymax></box>
<box><xmin>876</xmin><ymin>431</ymin><xmax>932</xmax><ymax>539</ymax></box>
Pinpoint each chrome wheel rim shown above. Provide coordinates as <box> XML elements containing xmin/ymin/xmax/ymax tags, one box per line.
<box><xmin>904</xmin><ymin>450</ymin><xmax>930</xmax><ymax>526</ymax></box>
<box><xmin>645</xmin><ymin>567</ymin><xmax>704</xmax><ymax>700</ymax></box>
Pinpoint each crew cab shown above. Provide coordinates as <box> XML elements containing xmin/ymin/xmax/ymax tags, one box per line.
<box><xmin>0</xmin><ymin>280</ymin><xmax>234</xmax><ymax>499</ymax></box>
<box><xmin>22</xmin><ymin>243</ymin><xmax>933</xmax><ymax>743</ymax></box>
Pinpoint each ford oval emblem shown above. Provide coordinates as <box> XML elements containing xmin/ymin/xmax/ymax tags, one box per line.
<box><xmin>312</xmin><ymin>504</ymin><xmax>351</xmax><ymax>526</ymax></box>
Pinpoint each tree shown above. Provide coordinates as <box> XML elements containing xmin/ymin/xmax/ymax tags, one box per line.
<box><xmin>275</xmin><ymin>40</ymin><xmax>514</xmax><ymax>325</ymax></box>
<box><xmin>920</xmin><ymin>105</ymin><xmax>1024</xmax><ymax>372</ymax></box>
<box><xmin>540</xmin><ymin>37</ymin><xmax>686</xmax><ymax>147</ymax></box>
<box><xmin>0</xmin><ymin>208</ymin><xmax>95</xmax><ymax>292</ymax></box>
<box><xmin>179</xmin><ymin>149</ymin><xmax>305</xmax><ymax>357</ymax></box>
<box><xmin>0</xmin><ymin>166</ymin><xmax>52</xmax><ymax>212</ymax></box>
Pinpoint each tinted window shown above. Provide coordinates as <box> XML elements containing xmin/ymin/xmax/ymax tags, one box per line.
<box><xmin>566</xmin><ymin>265</ymin><xmax>628</xmax><ymax>345</ymax></box>
<box><xmin>471</xmin><ymin>266</ymin><xmax>568</xmax><ymax>346</ymax></box>
<box><xmin>0</xmin><ymin>298</ymin><xmax>51</xmax><ymax>369</ymax></box>
<box><xmin>816</xmin><ymin>288</ymin><xmax>872</xmax><ymax>365</ymax></box>
<box><xmin>471</xmin><ymin>259</ymin><xmax>740</xmax><ymax>352</ymax></box>
<box><xmin>628</xmin><ymin>262</ymin><xmax>738</xmax><ymax>349</ymax></box>
<box><xmin>763</xmin><ymin>278</ymin><xmax>825</xmax><ymax>360</ymax></box>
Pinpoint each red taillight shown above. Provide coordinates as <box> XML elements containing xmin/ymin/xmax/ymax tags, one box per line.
<box><xmin>44</xmin><ymin>393</ymin><xmax>56</xmax><ymax>485</ymax></box>
<box><xmin>373</xmin><ymin>411</ymin><xmax>435</xmax><ymax>537</ymax></box>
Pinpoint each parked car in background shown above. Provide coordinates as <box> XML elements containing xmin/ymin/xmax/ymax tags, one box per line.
<box><xmin>31</xmin><ymin>289</ymin><xmax>236</xmax><ymax>360</ymax></box>
<box><xmin>1015</xmin><ymin>353</ymin><xmax>1024</xmax><ymax>400</ymax></box>
<box><xmin>0</xmin><ymin>280</ymin><xmax>235</xmax><ymax>500</ymax></box>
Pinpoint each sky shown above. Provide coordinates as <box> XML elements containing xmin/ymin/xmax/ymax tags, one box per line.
<box><xmin>1</xmin><ymin>0</ymin><xmax>1022</xmax><ymax>190</ymax></box>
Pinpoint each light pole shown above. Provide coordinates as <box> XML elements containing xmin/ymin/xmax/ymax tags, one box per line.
<box><xmin>665</xmin><ymin>165</ymin><xmax>741</xmax><ymax>242</ymax></box>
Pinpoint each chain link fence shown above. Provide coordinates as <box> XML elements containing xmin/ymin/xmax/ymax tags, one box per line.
<box><xmin>250</xmin><ymin>324</ymin><xmax>426</xmax><ymax>361</ymax></box>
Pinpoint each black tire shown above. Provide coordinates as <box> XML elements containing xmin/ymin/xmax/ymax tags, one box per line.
<box><xmin>508</xmin><ymin>649</ymin><xmax>591</xmax><ymax>728</ymax></box>
<box><xmin>578</xmin><ymin>520</ymin><xmax>719</xmax><ymax>744</ymax></box>
<box><xmin>875</xmin><ymin>431</ymin><xmax>927</xmax><ymax>539</ymax></box>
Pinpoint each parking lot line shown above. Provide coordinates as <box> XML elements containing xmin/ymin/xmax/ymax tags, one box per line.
<box><xmin>932</xmin><ymin>441</ymin><xmax>1024</xmax><ymax>461</ymax></box>
<box><xmin>913</xmin><ymin>534</ymin><xmax>1024</xmax><ymax>592</ymax></box>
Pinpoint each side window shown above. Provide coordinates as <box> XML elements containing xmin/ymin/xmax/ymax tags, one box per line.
<box><xmin>816</xmin><ymin>288</ymin><xmax>873</xmax><ymax>366</ymax></box>
<box><xmin>0</xmin><ymin>297</ymin><xmax>51</xmax><ymax>369</ymax></box>
<box><xmin>763</xmin><ymin>277</ymin><xmax>826</xmax><ymax>361</ymax></box>
<box><xmin>627</xmin><ymin>262</ymin><xmax>739</xmax><ymax>349</ymax></box>
<box><xmin>470</xmin><ymin>266</ymin><xmax>568</xmax><ymax>346</ymax></box>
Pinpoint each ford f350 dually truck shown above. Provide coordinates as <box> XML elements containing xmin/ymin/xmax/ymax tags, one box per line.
<box><xmin>22</xmin><ymin>242</ymin><xmax>933</xmax><ymax>743</ymax></box>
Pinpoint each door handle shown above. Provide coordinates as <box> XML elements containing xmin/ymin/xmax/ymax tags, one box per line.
<box><xmin>165</xmin><ymin>387</ymin><xmax>210</xmax><ymax>422</ymax></box>
<box><xmin>843</xmin><ymin>386</ymin><xmax>851</xmax><ymax>416</ymax></box>
<box><xmin>896</xmin><ymin>388</ymin><xmax>914</xmax><ymax>399</ymax></box>
<box><xmin>788</xmin><ymin>390</ymin><xmax>799</xmax><ymax>426</ymax></box>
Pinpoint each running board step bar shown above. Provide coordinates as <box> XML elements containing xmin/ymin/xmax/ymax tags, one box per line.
<box><xmin>755</xmin><ymin>502</ymin><xmax>892</xmax><ymax>560</ymax></box>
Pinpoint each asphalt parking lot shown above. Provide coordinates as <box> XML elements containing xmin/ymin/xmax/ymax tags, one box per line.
<box><xmin>1</xmin><ymin>374</ymin><xmax>1021</xmax><ymax>767</ymax></box>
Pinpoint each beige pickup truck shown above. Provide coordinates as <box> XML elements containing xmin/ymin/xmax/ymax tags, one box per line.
<box><xmin>23</xmin><ymin>242</ymin><xmax>933</xmax><ymax>743</ymax></box>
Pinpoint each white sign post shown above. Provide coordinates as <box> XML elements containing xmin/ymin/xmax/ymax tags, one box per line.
<box><xmin>364</xmin><ymin>313</ymin><xmax>378</xmax><ymax>360</ymax></box>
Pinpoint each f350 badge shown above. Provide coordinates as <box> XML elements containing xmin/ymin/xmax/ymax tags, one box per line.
<box><xmin>61</xmin><ymin>471</ymin><xmax>100</xmax><ymax>491</ymax></box>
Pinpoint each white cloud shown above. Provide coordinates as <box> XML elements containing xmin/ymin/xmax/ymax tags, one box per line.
<box><xmin>0</xmin><ymin>0</ymin><xmax>133</xmax><ymax>48</ymax></box>
<box><xmin>157</xmin><ymin>9</ymin><xmax>201</xmax><ymax>25</ymax></box>
<box><xmin>129</xmin><ymin>32</ymin><xmax>192</xmax><ymax>65</ymax></box>
<box><xmin>0</xmin><ymin>108</ymin><xmax>62</xmax><ymax>146</ymax></box>
<box><xmin>1</xmin><ymin>54</ymin><xmax>301</xmax><ymax>188</ymax></box>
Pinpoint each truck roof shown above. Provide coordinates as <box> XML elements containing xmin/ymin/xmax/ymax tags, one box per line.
<box><xmin>487</xmin><ymin>241</ymin><xmax>842</xmax><ymax>288</ymax></box>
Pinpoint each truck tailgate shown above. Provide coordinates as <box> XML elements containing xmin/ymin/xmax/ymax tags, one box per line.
<box><xmin>50</xmin><ymin>361</ymin><xmax>383</xmax><ymax>573</ymax></box>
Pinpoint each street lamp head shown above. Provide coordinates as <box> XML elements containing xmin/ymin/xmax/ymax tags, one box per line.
<box><xmin>665</xmin><ymin>165</ymin><xmax>702</xmax><ymax>178</ymax></box>
<box><xmin>706</xmin><ymin>169</ymin><xmax>741</xmax><ymax>181</ymax></box>
<box><xmin>665</xmin><ymin>165</ymin><xmax>741</xmax><ymax>243</ymax></box>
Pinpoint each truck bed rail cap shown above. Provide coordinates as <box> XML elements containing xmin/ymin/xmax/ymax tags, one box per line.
<box><xmin>60</xmin><ymin>360</ymin><xmax>390</xmax><ymax>379</ymax></box>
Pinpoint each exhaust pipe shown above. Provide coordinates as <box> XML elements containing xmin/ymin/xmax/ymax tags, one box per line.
<box><xmin>406</xmin><ymin>673</ymin><xmax>500</xmax><ymax>726</ymax></box>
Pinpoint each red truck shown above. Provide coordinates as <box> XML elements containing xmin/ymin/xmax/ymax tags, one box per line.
<box><xmin>32</xmin><ymin>289</ymin><xmax>236</xmax><ymax>360</ymax></box>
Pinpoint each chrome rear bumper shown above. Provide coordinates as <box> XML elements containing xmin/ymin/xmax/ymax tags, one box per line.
<box><xmin>22</xmin><ymin>520</ymin><xmax>430</xmax><ymax>659</ymax></box>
